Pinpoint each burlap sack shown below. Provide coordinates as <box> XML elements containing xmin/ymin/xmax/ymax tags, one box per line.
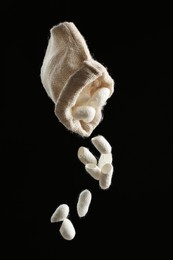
<box><xmin>40</xmin><ymin>22</ymin><xmax>114</xmax><ymax>137</ymax></box>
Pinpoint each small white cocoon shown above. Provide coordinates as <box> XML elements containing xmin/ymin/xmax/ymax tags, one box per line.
<box><xmin>87</xmin><ymin>87</ymin><xmax>110</xmax><ymax>107</ymax></box>
<box><xmin>85</xmin><ymin>163</ymin><xmax>101</xmax><ymax>180</ymax></box>
<box><xmin>98</xmin><ymin>153</ymin><xmax>113</xmax><ymax>169</ymax></box>
<box><xmin>77</xmin><ymin>146</ymin><xmax>97</xmax><ymax>165</ymax></box>
<box><xmin>59</xmin><ymin>218</ymin><xmax>76</xmax><ymax>241</ymax></box>
<box><xmin>72</xmin><ymin>105</ymin><xmax>96</xmax><ymax>123</ymax></box>
<box><xmin>77</xmin><ymin>189</ymin><xmax>92</xmax><ymax>217</ymax></box>
<box><xmin>91</xmin><ymin>135</ymin><xmax>112</xmax><ymax>154</ymax></box>
<box><xmin>99</xmin><ymin>163</ymin><xmax>114</xmax><ymax>190</ymax></box>
<box><xmin>50</xmin><ymin>204</ymin><xmax>69</xmax><ymax>223</ymax></box>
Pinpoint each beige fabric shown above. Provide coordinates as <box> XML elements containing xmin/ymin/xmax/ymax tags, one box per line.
<box><xmin>40</xmin><ymin>22</ymin><xmax>114</xmax><ymax>137</ymax></box>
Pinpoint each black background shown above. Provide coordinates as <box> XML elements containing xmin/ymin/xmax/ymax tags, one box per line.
<box><xmin>4</xmin><ymin>1</ymin><xmax>172</xmax><ymax>258</ymax></box>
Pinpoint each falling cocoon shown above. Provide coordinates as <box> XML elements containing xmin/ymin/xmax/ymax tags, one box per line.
<box><xmin>85</xmin><ymin>163</ymin><xmax>101</xmax><ymax>180</ymax></box>
<box><xmin>98</xmin><ymin>153</ymin><xmax>113</xmax><ymax>169</ymax></box>
<box><xmin>78</xmin><ymin>146</ymin><xmax>97</xmax><ymax>165</ymax></box>
<box><xmin>72</xmin><ymin>106</ymin><xmax>96</xmax><ymax>123</ymax></box>
<box><xmin>50</xmin><ymin>204</ymin><xmax>69</xmax><ymax>223</ymax></box>
<box><xmin>59</xmin><ymin>218</ymin><xmax>76</xmax><ymax>241</ymax></box>
<box><xmin>99</xmin><ymin>163</ymin><xmax>114</xmax><ymax>190</ymax></box>
<box><xmin>91</xmin><ymin>135</ymin><xmax>112</xmax><ymax>154</ymax></box>
<box><xmin>77</xmin><ymin>189</ymin><xmax>92</xmax><ymax>217</ymax></box>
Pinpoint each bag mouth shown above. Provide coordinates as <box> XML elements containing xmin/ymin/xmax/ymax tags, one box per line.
<box><xmin>55</xmin><ymin>59</ymin><xmax>114</xmax><ymax>137</ymax></box>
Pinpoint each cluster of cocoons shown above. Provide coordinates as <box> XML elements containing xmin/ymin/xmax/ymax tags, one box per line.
<box><xmin>50</xmin><ymin>189</ymin><xmax>92</xmax><ymax>240</ymax></box>
<box><xmin>72</xmin><ymin>87</ymin><xmax>111</xmax><ymax>123</ymax></box>
<box><xmin>50</xmin><ymin>204</ymin><xmax>75</xmax><ymax>241</ymax></box>
<box><xmin>50</xmin><ymin>135</ymin><xmax>113</xmax><ymax>241</ymax></box>
<box><xmin>78</xmin><ymin>135</ymin><xmax>113</xmax><ymax>190</ymax></box>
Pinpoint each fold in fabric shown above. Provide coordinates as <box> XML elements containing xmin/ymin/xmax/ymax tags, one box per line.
<box><xmin>40</xmin><ymin>21</ymin><xmax>114</xmax><ymax>137</ymax></box>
